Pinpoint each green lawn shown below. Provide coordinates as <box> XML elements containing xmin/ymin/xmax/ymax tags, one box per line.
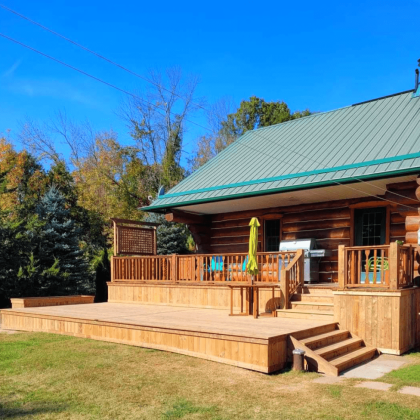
<box><xmin>381</xmin><ymin>351</ymin><xmax>420</xmax><ymax>390</ymax></box>
<box><xmin>1</xmin><ymin>332</ymin><xmax>420</xmax><ymax>420</ymax></box>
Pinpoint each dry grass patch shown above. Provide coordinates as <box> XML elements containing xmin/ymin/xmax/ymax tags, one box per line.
<box><xmin>1</xmin><ymin>332</ymin><xmax>420</xmax><ymax>419</ymax></box>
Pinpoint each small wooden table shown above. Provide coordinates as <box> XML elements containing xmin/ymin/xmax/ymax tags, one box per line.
<box><xmin>227</xmin><ymin>284</ymin><xmax>251</xmax><ymax>317</ymax></box>
<box><xmin>228</xmin><ymin>283</ymin><xmax>280</xmax><ymax>319</ymax></box>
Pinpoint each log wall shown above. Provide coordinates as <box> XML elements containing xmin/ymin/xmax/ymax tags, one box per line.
<box><xmin>198</xmin><ymin>178</ymin><xmax>420</xmax><ymax>283</ymax></box>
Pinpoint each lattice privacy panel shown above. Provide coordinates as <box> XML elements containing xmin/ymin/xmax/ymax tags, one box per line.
<box><xmin>116</xmin><ymin>226</ymin><xmax>156</xmax><ymax>255</ymax></box>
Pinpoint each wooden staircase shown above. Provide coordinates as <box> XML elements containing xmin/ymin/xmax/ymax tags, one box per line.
<box><xmin>276</xmin><ymin>285</ymin><xmax>377</xmax><ymax>375</ymax></box>
<box><xmin>276</xmin><ymin>285</ymin><xmax>335</xmax><ymax>321</ymax></box>
<box><xmin>290</xmin><ymin>324</ymin><xmax>377</xmax><ymax>376</ymax></box>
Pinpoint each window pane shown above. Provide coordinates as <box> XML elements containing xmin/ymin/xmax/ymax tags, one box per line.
<box><xmin>265</xmin><ymin>219</ymin><xmax>280</xmax><ymax>251</ymax></box>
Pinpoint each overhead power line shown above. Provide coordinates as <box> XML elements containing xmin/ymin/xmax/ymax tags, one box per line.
<box><xmin>0</xmin><ymin>3</ymin><xmax>208</xmax><ymax>113</ymax></box>
<box><xmin>0</xmin><ymin>30</ymin><xmax>418</xmax><ymax>211</ymax></box>
<box><xmin>1</xmin><ymin>3</ymin><xmax>418</xmax><ymax>205</ymax></box>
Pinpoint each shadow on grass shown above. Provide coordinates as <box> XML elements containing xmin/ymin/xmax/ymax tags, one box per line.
<box><xmin>401</xmin><ymin>348</ymin><xmax>420</xmax><ymax>358</ymax></box>
<box><xmin>0</xmin><ymin>404</ymin><xmax>67</xmax><ymax>419</ymax></box>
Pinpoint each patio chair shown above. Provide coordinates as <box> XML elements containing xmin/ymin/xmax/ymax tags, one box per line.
<box><xmin>361</xmin><ymin>256</ymin><xmax>389</xmax><ymax>284</ymax></box>
<box><xmin>200</xmin><ymin>256</ymin><xmax>228</xmax><ymax>281</ymax></box>
<box><xmin>229</xmin><ymin>256</ymin><xmax>249</xmax><ymax>281</ymax></box>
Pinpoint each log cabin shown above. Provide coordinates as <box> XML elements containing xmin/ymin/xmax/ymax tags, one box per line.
<box><xmin>3</xmin><ymin>87</ymin><xmax>420</xmax><ymax>376</ymax></box>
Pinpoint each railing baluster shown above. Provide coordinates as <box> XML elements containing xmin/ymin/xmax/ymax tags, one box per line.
<box><xmin>364</xmin><ymin>250</ymin><xmax>370</xmax><ymax>285</ymax></box>
<box><xmin>380</xmin><ymin>250</ymin><xmax>384</xmax><ymax>285</ymax></box>
<box><xmin>373</xmin><ymin>249</ymin><xmax>377</xmax><ymax>284</ymax></box>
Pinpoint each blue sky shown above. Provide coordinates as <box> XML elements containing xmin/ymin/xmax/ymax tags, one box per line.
<box><xmin>1</xmin><ymin>0</ymin><xmax>419</xmax><ymax>163</ymax></box>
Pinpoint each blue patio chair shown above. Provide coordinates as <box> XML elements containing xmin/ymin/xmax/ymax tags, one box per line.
<box><xmin>361</xmin><ymin>256</ymin><xmax>389</xmax><ymax>284</ymax></box>
<box><xmin>200</xmin><ymin>256</ymin><xmax>225</xmax><ymax>281</ymax></box>
<box><xmin>211</xmin><ymin>256</ymin><xmax>224</xmax><ymax>272</ymax></box>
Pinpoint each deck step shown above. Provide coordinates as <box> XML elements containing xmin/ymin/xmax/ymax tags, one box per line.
<box><xmin>330</xmin><ymin>346</ymin><xmax>377</xmax><ymax>373</ymax></box>
<box><xmin>301</xmin><ymin>287</ymin><xmax>335</xmax><ymax>296</ymax></box>
<box><xmin>291</xmin><ymin>294</ymin><xmax>334</xmax><ymax>303</ymax></box>
<box><xmin>315</xmin><ymin>337</ymin><xmax>363</xmax><ymax>360</ymax></box>
<box><xmin>276</xmin><ymin>309</ymin><xmax>334</xmax><ymax>320</ymax></box>
<box><xmin>290</xmin><ymin>302</ymin><xmax>334</xmax><ymax>312</ymax></box>
<box><xmin>290</xmin><ymin>327</ymin><xmax>377</xmax><ymax>376</ymax></box>
<box><xmin>301</xmin><ymin>329</ymin><xmax>350</xmax><ymax>349</ymax></box>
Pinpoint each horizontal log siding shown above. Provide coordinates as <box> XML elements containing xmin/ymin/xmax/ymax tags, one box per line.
<box><xmin>204</xmin><ymin>182</ymin><xmax>420</xmax><ymax>282</ymax></box>
<box><xmin>390</xmin><ymin>211</ymin><xmax>406</xmax><ymax>243</ymax></box>
<box><xmin>210</xmin><ymin>217</ymin><xmax>263</xmax><ymax>253</ymax></box>
<box><xmin>281</xmin><ymin>206</ymin><xmax>351</xmax><ymax>283</ymax></box>
<box><xmin>209</xmin><ymin>205</ymin><xmax>352</xmax><ymax>283</ymax></box>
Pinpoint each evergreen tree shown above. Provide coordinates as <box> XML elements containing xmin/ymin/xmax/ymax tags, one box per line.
<box><xmin>0</xmin><ymin>218</ymin><xmax>30</xmax><ymax>306</ymax></box>
<box><xmin>21</xmin><ymin>186</ymin><xmax>94</xmax><ymax>296</ymax></box>
<box><xmin>91</xmin><ymin>247</ymin><xmax>110</xmax><ymax>302</ymax></box>
<box><xmin>146</xmin><ymin>213</ymin><xmax>189</xmax><ymax>255</ymax></box>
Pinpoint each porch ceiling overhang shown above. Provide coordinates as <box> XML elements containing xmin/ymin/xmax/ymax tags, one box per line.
<box><xmin>146</xmin><ymin>174</ymin><xmax>418</xmax><ymax>215</ymax></box>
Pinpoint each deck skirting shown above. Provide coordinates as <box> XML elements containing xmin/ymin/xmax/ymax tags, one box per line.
<box><xmin>108</xmin><ymin>282</ymin><xmax>282</xmax><ymax>313</ymax></box>
<box><xmin>0</xmin><ymin>302</ymin><xmax>336</xmax><ymax>374</ymax></box>
<box><xmin>1</xmin><ymin>309</ymin><xmax>286</xmax><ymax>373</ymax></box>
<box><xmin>333</xmin><ymin>288</ymin><xmax>420</xmax><ymax>354</ymax></box>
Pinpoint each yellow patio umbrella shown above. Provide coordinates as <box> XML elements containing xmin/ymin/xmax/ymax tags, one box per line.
<box><xmin>246</xmin><ymin>217</ymin><xmax>260</xmax><ymax>278</ymax></box>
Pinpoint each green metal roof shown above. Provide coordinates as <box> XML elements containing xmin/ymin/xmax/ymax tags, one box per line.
<box><xmin>143</xmin><ymin>90</ymin><xmax>420</xmax><ymax>212</ymax></box>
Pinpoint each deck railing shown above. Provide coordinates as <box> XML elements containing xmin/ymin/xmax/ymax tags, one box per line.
<box><xmin>280</xmin><ymin>249</ymin><xmax>304</xmax><ymax>309</ymax></box>
<box><xmin>111</xmin><ymin>251</ymin><xmax>300</xmax><ymax>284</ymax></box>
<box><xmin>112</xmin><ymin>255</ymin><xmax>174</xmax><ymax>282</ymax></box>
<box><xmin>339</xmin><ymin>243</ymin><xmax>415</xmax><ymax>290</ymax></box>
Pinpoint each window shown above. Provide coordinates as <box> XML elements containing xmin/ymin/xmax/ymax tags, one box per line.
<box><xmin>354</xmin><ymin>207</ymin><xmax>386</xmax><ymax>246</ymax></box>
<box><xmin>265</xmin><ymin>219</ymin><xmax>281</xmax><ymax>251</ymax></box>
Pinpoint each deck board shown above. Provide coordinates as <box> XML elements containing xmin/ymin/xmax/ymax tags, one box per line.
<box><xmin>1</xmin><ymin>303</ymin><xmax>336</xmax><ymax>373</ymax></box>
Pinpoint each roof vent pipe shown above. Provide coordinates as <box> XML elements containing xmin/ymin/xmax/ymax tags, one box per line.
<box><xmin>415</xmin><ymin>69</ymin><xmax>419</xmax><ymax>92</ymax></box>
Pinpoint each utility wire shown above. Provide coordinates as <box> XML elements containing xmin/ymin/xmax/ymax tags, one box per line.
<box><xmin>0</xmin><ymin>3</ymin><xmax>208</xmax><ymax>113</ymax></box>
<box><xmin>0</xmin><ymin>31</ymin><xmax>419</xmax><ymax>211</ymax></box>
<box><xmin>2</xmin><ymin>3</ymin><xmax>418</xmax><ymax>205</ymax></box>
<box><xmin>1</xmin><ymin>3</ymin><xmax>418</xmax><ymax>204</ymax></box>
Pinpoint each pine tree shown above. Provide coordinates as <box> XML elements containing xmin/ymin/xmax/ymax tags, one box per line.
<box><xmin>23</xmin><ymin>186</ymin><xmax>94</xmax><ymax>296</ymax></box>
<box><xmin>146</xmin><ymin>213</ymin><xmax>189</xmax><ymax>255</ymax></box>
<box><xmin>91</xmin><ymin>247</ymin><xmax>110</xmax><ymax>302</ymax></box>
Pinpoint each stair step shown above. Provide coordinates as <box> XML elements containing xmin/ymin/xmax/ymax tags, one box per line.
<box><xmin>301</xmin><ymin>329</ymin><xmax>350</xmax><ymax>349</ymax></box>
<box><xmin>276</xmin><ymin>309</ymin><xmax>334</xmax><ymax>320</ymax></box>
<box><xmin>291</xmin><ymin>294</ymin><xmax>334</xmax><ymax>303</ymax></box>
<box><xmin>330</xmin><ymin>346</ymin><xmax>377</xmax><ymax>373</ymax></box>
<box><xmin>315</xmin><ymin>337</ymin><xmax>363</xmax><ymax>360</ymax></box>
<box><xmin>302</xmin><ymin>287</ymin><xmax>334</xmax><ymax>296</ymax></box>
<box><xmin>290</xmin><ymin>302</ymin><xmax>334</xmax><ymax>312</ymax></box>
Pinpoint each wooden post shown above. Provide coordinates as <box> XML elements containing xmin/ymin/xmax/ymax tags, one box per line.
<box><xmin>338</xmin><ymin>245</ymin><xmax>346</xmax><ymax>289</ymax></box>
<box><xmin>113</xmin><ymin>220</ymin><xmax>118</xmax><ymax>257</ymax></box>
<box><xmin>171</xmin><ymin>254</ymin><xmax>178</xmax><ymax>283</ymax></box>
<box><xmin>110</xmin><ymin>256</ymin><xmax>114</xmax><ymax>282</ymax></box>
<box><xmin>280</xmin><ymin>269</ymin><xmax>289</xmax><ymax>309</ymax></box>
<box><xmin>297</xmin><ymin>249</ymin><xmax>304</xmax><ymax>289</ymax></box>
<box><xmin>389</xmin><ymin>242</ymin><xmax>399</xmax><ymax>290</ymax></box>
<box><xmin>153</xmin><ymin>227</ymin><xmax>157</xmax><ymax>256</ymax></box>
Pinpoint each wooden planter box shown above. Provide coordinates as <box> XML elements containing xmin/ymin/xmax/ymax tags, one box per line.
<box><xmin>10</xmin><ymin>295</ymin><xmax>95</xmax><ymax>309</ymax></box>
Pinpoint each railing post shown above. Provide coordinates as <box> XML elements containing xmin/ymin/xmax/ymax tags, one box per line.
<box><xmin>171</xmin><ymin>254</ymin><xmax>178</xmax><ymax>283</ymax></box>
<box><xmin>389</xmin><ymin>242</ymin><xmax>399</xmax><ymax>290</ymax></box>
<box><xmin>110</xmin><ymin>256</ymin><xmax>115</xmax><ymax>282</ymax></box>
<box><xmin>280</xmin><ymin>268</ymin><xmax>289</xmax><ymax>309</ymax></box>
<box><xmin>297</xmin><ymin>249</ymin><xmax>304</xmax><ymax>289</ymax></box>
<box><xmin>338</xmin><ymin>245</ymin><xmax>346</xmax><ymax>289</ymax></box>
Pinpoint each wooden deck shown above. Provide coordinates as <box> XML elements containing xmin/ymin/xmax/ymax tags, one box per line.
<box><xmin>1</xmin><ymin>303</ymin><xmax>336</xmax><ymax>373</ymax></box>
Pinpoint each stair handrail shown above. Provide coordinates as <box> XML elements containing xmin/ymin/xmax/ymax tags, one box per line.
<box><xmin>280</xmin><ymin>249</ymin><xmax>304</xmax><ymax>309</ymax></box>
